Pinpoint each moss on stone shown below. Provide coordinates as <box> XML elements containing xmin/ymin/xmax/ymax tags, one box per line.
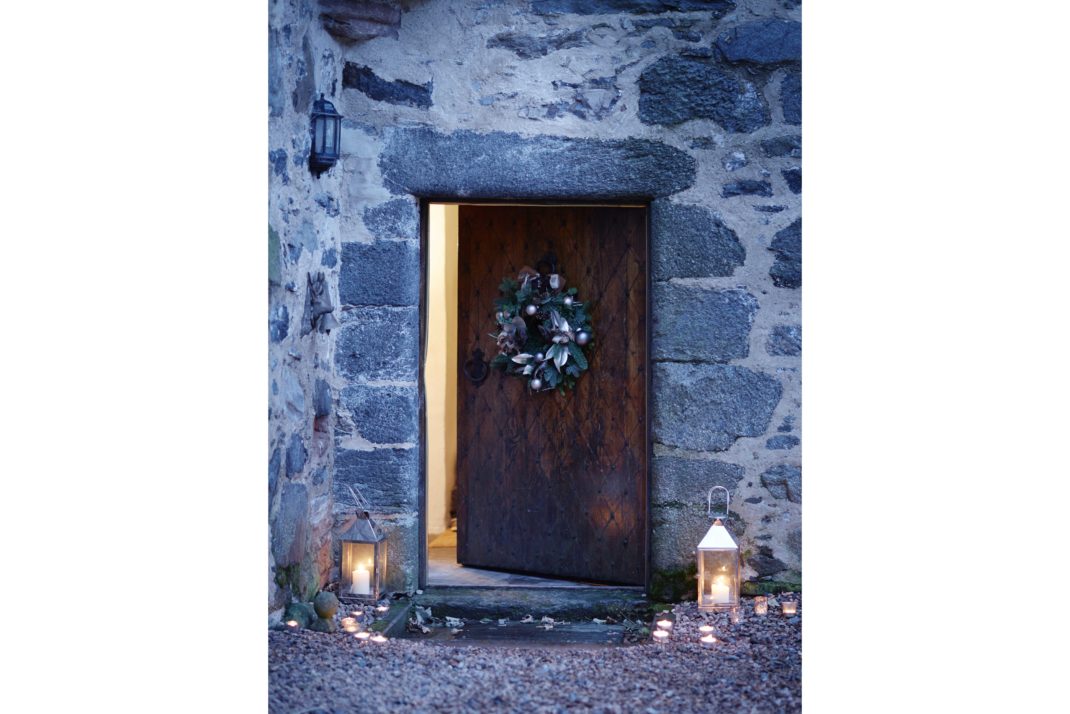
<box><xmin>275</xmin><ymin>563</ymin><xmax>299</xmax><ymax>591</ymax></box>
<box><xmin>284</xmin><ymin>602</ymin><xmax>315</xmax><ymax>628</ymax></box>
<box><xmin>649</xmin><ymin>563</ymin><xmax>697</xmax><ymax>603</ymax></box>
<box><xmin>269</xmin><ymin>225</ymin><xmax>282</xmax><ymax>285</ymax></box>
<box><xmin>741</xmin><ymin>580</ymin><xmax>801</xmax><ymax>596</ymax></box>
<box><xmin>273</xmin><ymin>561</ymin><xmax>320</xmax><ymax>602</ymax></box>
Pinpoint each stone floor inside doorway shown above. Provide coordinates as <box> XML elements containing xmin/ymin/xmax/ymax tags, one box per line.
<box><xmin>428</xmin><ymin>545</ymin><xmax>614</xmax><ymax>588</ymax></box>
<box><xmin>426</xmin><ymin>526</ymin><xmax>616</xmax><ymax>588</ymax></box>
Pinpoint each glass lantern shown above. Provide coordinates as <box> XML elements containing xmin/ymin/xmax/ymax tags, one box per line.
<box><xmin>309</xmin><ymin>93</ymin><xmax>341</xmax><ymax>175</ymax></box>
<box><xmin>697</xmin><ymin>486</ymin><xmax>740</xmax><ymax>612</ymax></box>
<box><xmin>338</xmin><ymin>505</ymin><xmax>386</xmax><ymax>602</ymax></box>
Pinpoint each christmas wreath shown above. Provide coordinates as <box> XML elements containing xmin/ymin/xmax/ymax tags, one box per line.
<box><xmin>489</xmin><ymin>256</ymin><xmax>593</xmax><ymax>393</ymax></box>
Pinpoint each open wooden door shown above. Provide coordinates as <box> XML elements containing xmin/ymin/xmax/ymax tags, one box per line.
<box><xmin>455</xmin><ymin>204</ymin><xmax>647</xmax><ymax>585</ymax></box>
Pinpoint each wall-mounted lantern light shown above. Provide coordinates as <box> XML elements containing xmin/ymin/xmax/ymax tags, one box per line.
<box><xmin>309</xmin><ymin>93</ymin><xmax>341</xmax><ymax>176</ymax></box>
<box><xmin>697</xmin><ymin>486</ymin><xmax>741</xmax><ymax>612</ymax></box>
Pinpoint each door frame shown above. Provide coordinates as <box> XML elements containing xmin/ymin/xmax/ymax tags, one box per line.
<box><xmin>417</xmin><ymin>198</ymin><xmax>652</xmax><ymax>590</ymax></box>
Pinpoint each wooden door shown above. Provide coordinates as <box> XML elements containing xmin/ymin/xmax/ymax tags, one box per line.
<box><xmin>456</xmin><ymin>205</ymin><xmax>647</xmax><ymax>585</ymax></box>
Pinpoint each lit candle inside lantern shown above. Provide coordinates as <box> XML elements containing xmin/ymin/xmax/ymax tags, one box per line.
<box><xmin>652</xmin><ymin>629</ymin><xmax>669</xmax><ymax>642</ymax></box>
<box><xmin>355</xmin><ymin>631</ymin><xmax>371</xmax><ymax>641</ymax></box>
<box><xmin>709</xmin><ymin>575</ymin><xmax>731</xmax><ymax>605</ymax></box>
<box><xmin>754</xmin><ymin>596</ymin><xmax>768</xmax><ymax>616</ymax></box>
<box><xmin>655</xmin><ymin>619</ymin><xmax>673</xmax><ymax>631</ymax></box>
<box><xmin>700</xmin><ymin>634</ymin><xmax>717</xmax><ymax>646</ymax></box>
<box><xmin>351</xmin><ymin>562</ymin><xmax>371</xmax><ymax>596</ymax></box>
<box><xmin>698</xmin><ymin>625</ymin><xmax>714</xmax><ymax>635</ymax></box>
<box><xmin>370</xmin><ymin>634</ymin><xmax>387</xmax><ymax>643</ymax></box>
<box><xmin>782</xmin><ymin>601</ymin><xmax>798</xmax><ymax>616</ymax></box>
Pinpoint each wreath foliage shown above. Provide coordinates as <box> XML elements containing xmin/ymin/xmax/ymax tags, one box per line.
<box><xmin>489</xmin><ymin>260</ymin><xmax>594</xmax><ymax>394</ymax></box>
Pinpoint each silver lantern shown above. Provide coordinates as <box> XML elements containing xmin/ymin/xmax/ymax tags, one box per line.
<box><xmin>697</xmin><ymin>486</ymin><xmax>740</xmax><ymax>612</ymax></box>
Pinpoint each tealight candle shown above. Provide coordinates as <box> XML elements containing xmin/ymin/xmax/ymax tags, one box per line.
<box><xmin>698</xmin><ymin>625</ymin><xmax>714</xmax><ymax>635</ymax></box>
<box><xmin>285</xmin><ymin>620</ymin><xmax>299</xmax><ymax>629</ymax></box>
<box><xmin>343</xmin><ymin>623</ymin><xmax>359</xmax><ymax>633</ymax></box>
<box><xmin>655</xmin><ymin>619</ymin><xmax>673</xmax><ymax>630</ymax></box>
<box><xmin>350</xmin><ymin>610</ymin><xmax>364</xmax><ymax>618</ymax></box>
<box><xmin>355</xmin><ymin>631</ymin><xmax>371</xmax><ymax>641</ymax></box>
<box><xmin>754</xmin><ymin>596</ymin><xmax>768</xmax><ymax>616</ymax></box>
<box><xmin>700</xmin><ymin>634</ymin><xmax>717</xmax><ymax>646</ymax></box>
<box><xmin>340</xmin><ymin>617</ymin><xmax>356</xmax><ymax>628</ymax></box>
<box><xmin>782</xmin><ymin>601</ymin><xmax>798</xmax><ymax>616</ymax></box>
<box><xmin>375</xmin><ymin>605</ymin><xmax>389</xmax><ymax>613</ymax></box>
<box><xmin>652</xmin><ymin>629</ymin><xmax>670</xmax><ymax>643</ymax></box>
<box><xmin>370</xmin><ymin>634</ymin><xmax>388</xmax><ymax>643</ymax></box>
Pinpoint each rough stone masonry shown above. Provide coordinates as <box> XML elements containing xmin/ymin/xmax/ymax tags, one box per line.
<box><xmin>269</xmin><ymin>0</ymin><xmax>801</xmax><ymax>618</ymax></box>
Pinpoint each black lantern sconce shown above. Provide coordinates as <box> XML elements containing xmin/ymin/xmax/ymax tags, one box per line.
<box><xmin>309</xmin><ymin>93</ymin><xmax>341</xmax><ymax>176</ymax></box>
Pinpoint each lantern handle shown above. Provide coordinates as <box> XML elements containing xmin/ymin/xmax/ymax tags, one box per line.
<box><xmin>345</xmin><ymin>483</ymin><xmax>383</xmax><ymax>539</ymax></box>
<box><xmin>707</xmin><ymin>486</ymin><xmax>729</xmax><ymax>520</ymax></box>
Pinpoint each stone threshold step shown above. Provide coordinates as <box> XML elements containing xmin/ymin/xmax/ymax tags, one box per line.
<box><xmin>413</xmin><ymin>586</ymin><xmax>649</xmax><ymax>620</ymax></box>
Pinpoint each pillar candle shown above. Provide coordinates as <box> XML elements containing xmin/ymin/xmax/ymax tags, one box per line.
<box><xmin>710</xmin><ymin>577</ymin><xmax>731</xmax><ymax>604</ymax></box>
<box><xmin>351</xmin><ymin>564</ymin><xmax>371</xmax><ymax>595</ymax></box>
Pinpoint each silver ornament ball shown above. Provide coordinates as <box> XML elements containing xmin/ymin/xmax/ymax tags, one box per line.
<box><xmin>563</xmin><ymin>296</ymin><xmax>573</xmax><ymax>307</ymax></box>
<box><xmin>535</xmin><ymin>352</ymin><xmax>545</xmax><ymax>362</ymax></box>
<box><xmin>525</xmin><ymin>304</ymin><xmax>538</xmax><ymax>316</ymax></box>
<box><xmin>576</xmin><ymin>331</ymin><xmax>590</xmax><ymax>346</ymax></box>
<box><xmin>530</xmin><ymin>377</ymin><xmax>543</xmax><ymax>390</ymax></box>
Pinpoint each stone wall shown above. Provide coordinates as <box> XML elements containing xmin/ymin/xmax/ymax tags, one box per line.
<box><xmin>269</xmin><ymin>0</ymin><xmax>802</xmax><ymax>613</ymax></box>
<box><xmin>268</xmin><ymin>0</ymin><xmax>349</xmax><ymax>615</ymax></box>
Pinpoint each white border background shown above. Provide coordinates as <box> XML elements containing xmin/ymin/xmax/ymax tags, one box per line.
<box><xmin>2</xmin><ymin>1</ymin><xmax>1068</xmax><ymax>710</ymax></box>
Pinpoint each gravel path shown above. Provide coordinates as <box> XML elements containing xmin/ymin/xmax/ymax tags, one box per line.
<box><xmin>269</xmin><ymin>599</ymin><xmax>801</xmax><ymax>713</ymax></box>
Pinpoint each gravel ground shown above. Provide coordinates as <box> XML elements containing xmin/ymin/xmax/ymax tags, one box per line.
<box><xmin>269</xmin><ymin>598</ymin><xmax>801</xmax><ymax>713</ymax></box>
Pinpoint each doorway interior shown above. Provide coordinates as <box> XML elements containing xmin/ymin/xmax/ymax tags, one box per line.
<box><xmin>423</xmin><ymin>202</ymin><xmax>649</xmax><ymax>589</ymax></box>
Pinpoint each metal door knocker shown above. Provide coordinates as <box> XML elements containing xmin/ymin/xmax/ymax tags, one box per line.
<box><xmin>463</xmin><ymin>347</ymin><xmax>489</xmax><ymax>384</ymax></box>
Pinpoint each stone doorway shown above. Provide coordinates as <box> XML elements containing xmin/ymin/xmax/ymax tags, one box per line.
<box><xmin>332</xmin><ymin>127</ymin><xmax>795</xmax><ymax>597</ymax></box>
<box><xmin>422</xmin><ymin>201</ymin><xmax>649</xmax><ymax>588</ymax></box>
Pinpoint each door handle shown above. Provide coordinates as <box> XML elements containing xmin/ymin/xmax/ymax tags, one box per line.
<box><xmin>463</xmin><ymin>347</ymin><xmax>489</xmax><ymax>384</ymax></box>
